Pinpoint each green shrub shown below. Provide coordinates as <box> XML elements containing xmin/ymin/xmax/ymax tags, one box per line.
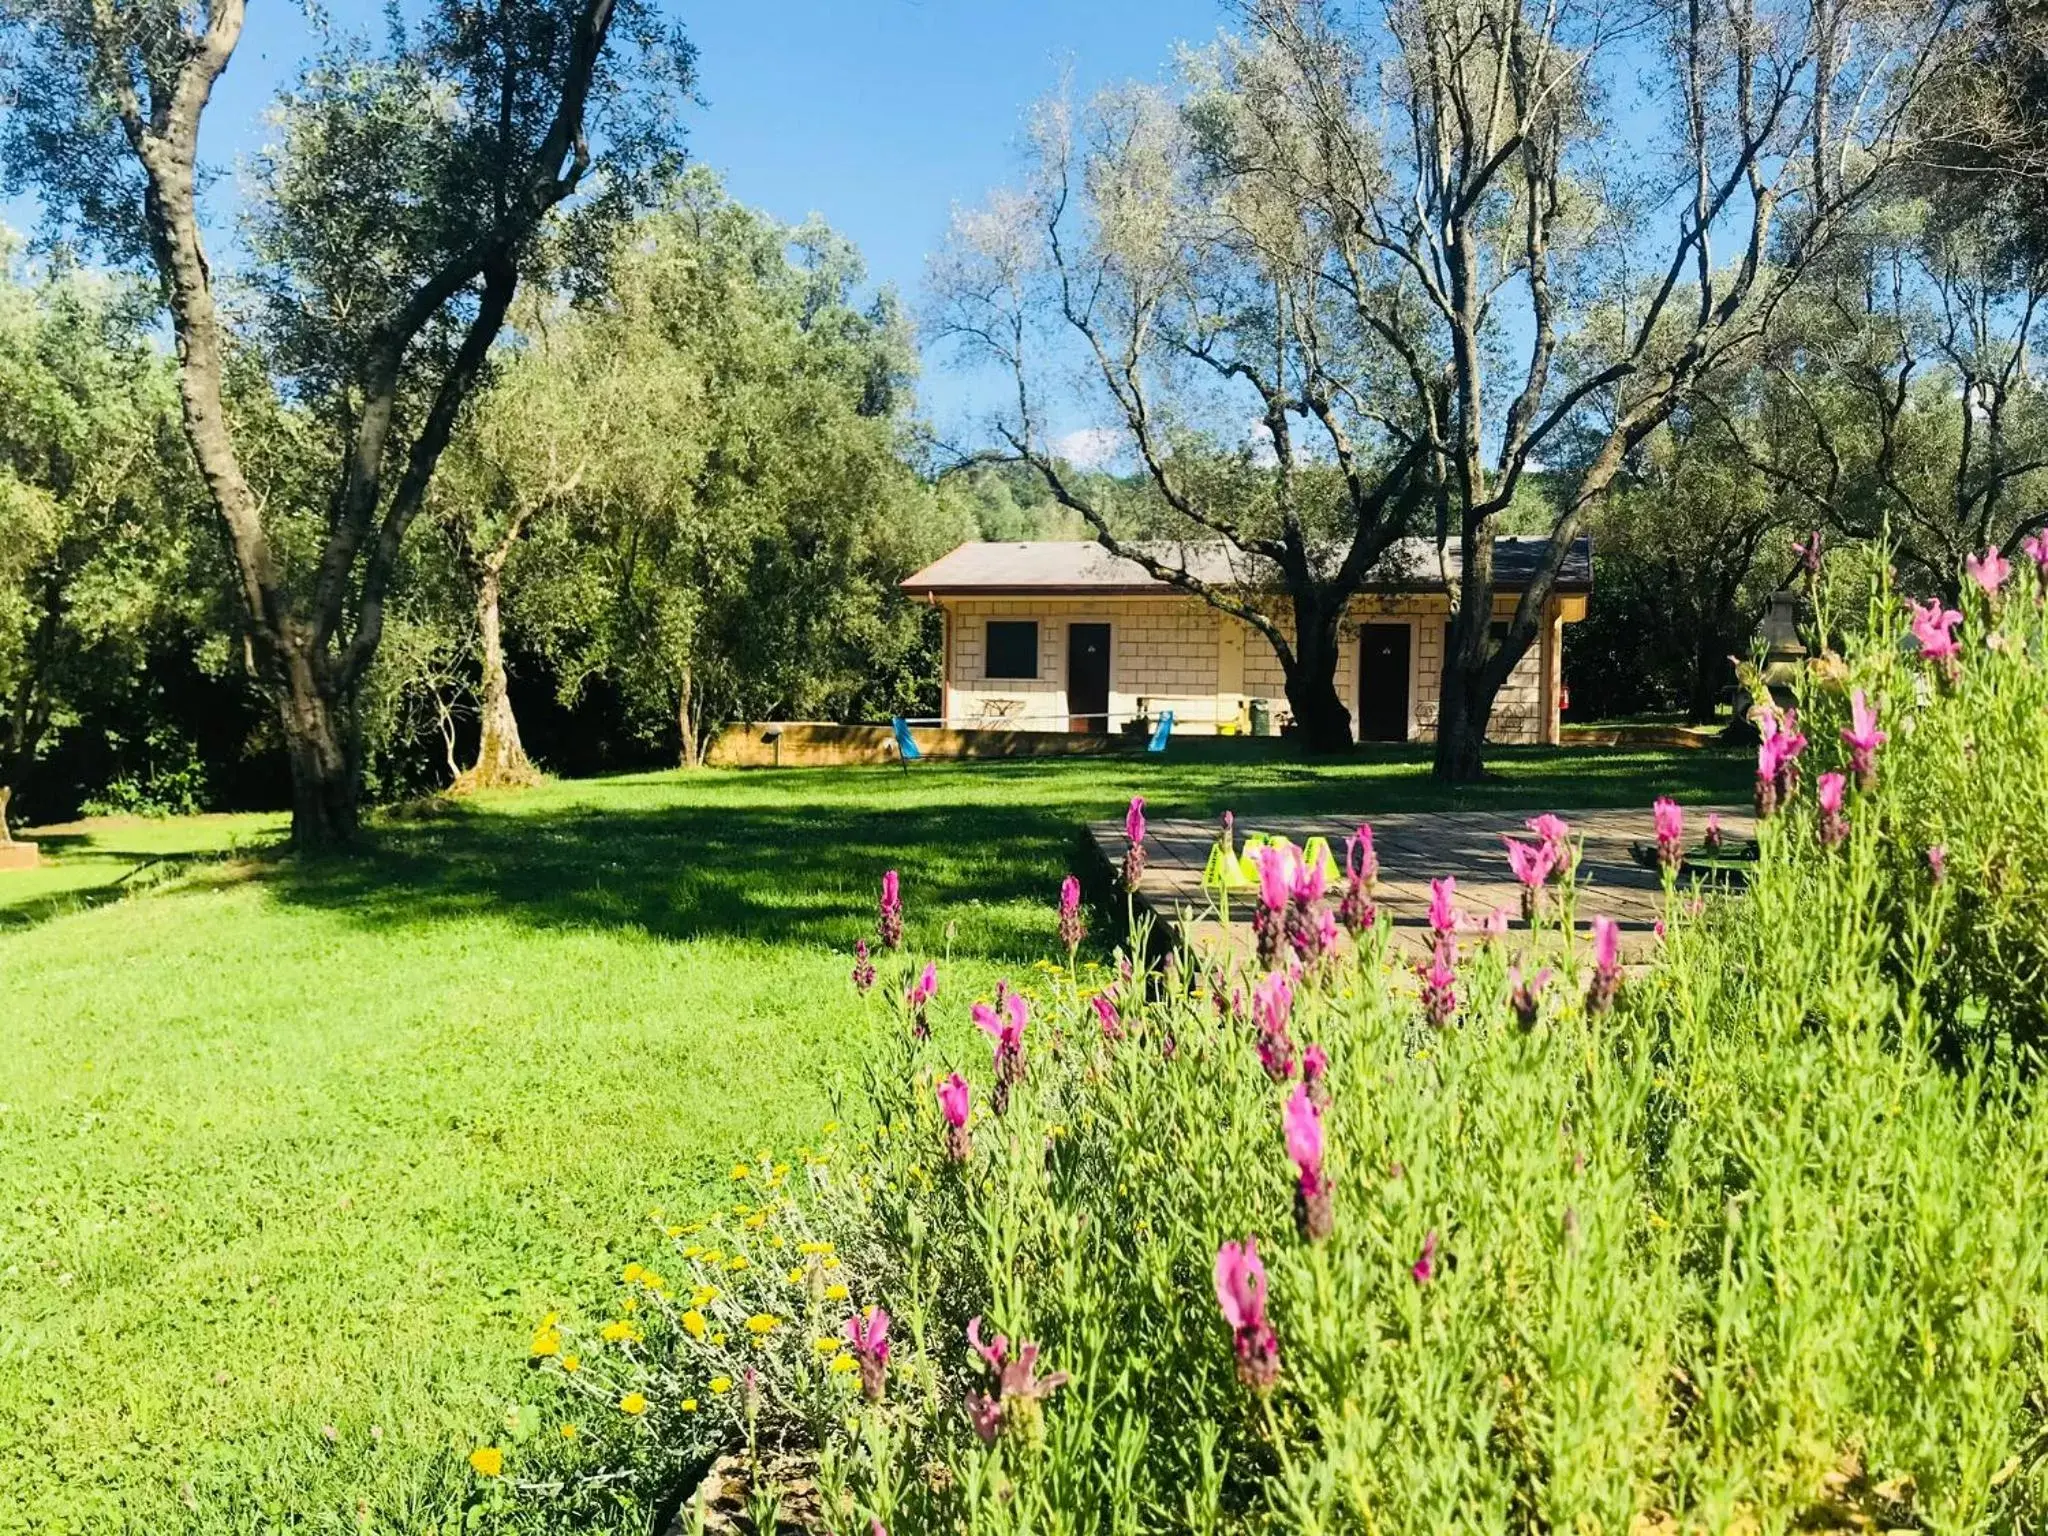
<box><xmin>499</xmin><ymin>554</ymin><xmax>2048</xmax><ymax>1533</ymax></box>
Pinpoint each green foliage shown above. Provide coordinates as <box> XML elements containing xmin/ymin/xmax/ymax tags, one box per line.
<box><xmin>504</xmin><ymin>173</ymin><xmax>963</xmax><ymax>757</ymax></box>
<box><xmin>528</xmin><ymin>570</ymin><xmax>2048</xmax><ymax>1532</ymax></box>
<box><xmin>0</xmin><ymin>242</ymin><xmax>222</xmax><ymax>819</ymax></box>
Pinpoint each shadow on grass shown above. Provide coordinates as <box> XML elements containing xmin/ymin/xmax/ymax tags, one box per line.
<box><xmin>251</xmin><ymin>748</ymin><xmax>1750</xmax><ymax>964</ymax></box>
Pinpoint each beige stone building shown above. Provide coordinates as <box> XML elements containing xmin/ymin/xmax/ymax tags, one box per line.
<box><xmin>901</xmin><ymin>538</ymin><xmax>1591</xmax><ymax>745</ymax></box>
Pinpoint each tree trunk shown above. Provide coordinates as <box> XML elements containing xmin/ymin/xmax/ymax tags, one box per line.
<box><xmin>1282</xmin><ymin>614</ymin><xmax>1355</xmax><ymax>753</ymax></box>
<box><xmin>461</xmin><ymin>568</ymin><xmax>539</xmax><ymax>789</ymax></box>
<box><xmin>1433</xmin><ymin>662</ymin><xmax>1491</xmax><ymax>782</ymax></box>
<box><xmin>279</xmin><ymin>657</ymin><xmax>358</xmax><ymax>852</ymax></box>
<box><xmin>677</xmin><ymin>665</ymin><xmax>700</xmax><ymax>769</ymax></box>
<box><xmin>0</xmin><ymin>786</ymin><xmax>12</xmax><ymax>844</ymax></box>
<box><xmin>1687</xmin><ymin>627</ymin><xmax>1726</xmax><ymax>724</ymax></box>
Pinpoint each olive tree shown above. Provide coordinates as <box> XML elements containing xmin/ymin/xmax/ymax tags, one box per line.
<box><xmin>935</xmin><ymin>0</ymin><xmax>1969</xmax><ymax>773</ymax></box>
<box><xmin>0</xmin><ymin>0</ymin><xmax>691</xmax><ymax>845</ymax></box>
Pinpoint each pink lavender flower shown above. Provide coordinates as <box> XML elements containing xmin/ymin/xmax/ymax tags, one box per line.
<box><xmin>964</xmin><ymin>1318</ymin><xmax>1069</xmax><ymax>1445</ymax></box>
<box><xmin>1509</xmin><ymin>965</ymin><xmax>1553</xmax><ymax>1028</ymax></box>
<box><xmin>1840</xmin><ymin>689</ymin><xmax>1886</xmax><ymax>790</ymax></box>
<box><xmin>1909</xmin><ymin>598</ymin><xmax>1964</xmax><ymax>675</ymax></box>
<box><xmin>1213</xmin><ymin>1239</ymin><xmax>1280</xmax><ymax>1392</ymax></box>
<box><xmin>973</xmin><ymin>989</ymin><xmax>1030</xmax><ymax>1111</ymax></box>
<box><xmin>905</xmin><ymin>961</ymin><xmax>938</xmax><ymax>1041</ymax></box>
<box><xmin>1503</xmin><ymin>836</ymin><xmax>1557</xmax><ymax>921</ymax></box>
<box><xmin>1792</xmin><ymin>529</ymin><xmax>1824</xmax><ymax>577</ymax></box>
<box><xmin>2022</xmin><ymin>531</ymin><xmax>2048</xmax><ymax>581</ymax></box>
<box><xmin>1338</xmin><ymin>823</ymin><xmax>1378</xmax><ymax>934</ymax></box>
<box><xmin>1284</xmin><ymin>1084</ymin><xmax>1333</xmax><ymax>1242</ymax></box>
<box><xmin>1302</xmin><ymin>1042</ymin><xmax>1329</xmax><ymax>1107</ymax></box>
<box><xmin>1252</xmin><ymin>970</ymin><xmax>1297</xmax><ymax>1081</ymax></box>
<box><xmin>844</xmin><ymin>1307</ymin><xmax>890</xmax><ymax>1402</ymax></box>
<box><xmin>1652</xmin><ymin>797</ymin><xmax>1684</xmax><ymax>873</ymax></box>
<box><xmin>1411</xmin><ymin>1229</ymin><xmax>1439</xmax><ymax>1286</ymax></box>
<box><xmin>1817</xmin><ymin>771</ymin><xmax>1847</xmax><ymax>847</ymax></box>
<box><xmin>1286</xmin><ymin>859</ymin><xmax>1333</xmax><ymax>964</ymax></box>
<box><xmin>1926</xmin><ymin>843</ymin><xmax>1948</xmax><ymax>883</ymax></box>
<box><xmin>1251</xmin><ymin>969</ymin><xmax>1293</xmax><ymax>1035</ymax></box>
<box><xmin>877</xmin><ymin>870</ymin><xmax>903</xmax><ymax>950</ymax></box>
<box><xmin>1057</xmin><ymin>875</ymin><xmax>1085</xmax><ymax>951</ymax></box>
<box><xmin>1427</xmin><ymin>877</ymin><xmax>1461</xmax><ymax>939</ymax></box>
<box><xmin>1585</xmin><ymin>916</ymin><xmax>1621</xmax><ymax>1015</ymax></box>
<box><xmin>1090</xmin><ymin>992</ymin><xmax>1123</xmax><ymax>1041</ymax></box>
<box><xmin>851</xmin><ymin>939</ymin><xmax>875</xmax><ymax>995</ymax></box>
<box><xmin>1754</xmin><ymin>706</ymin><xmax>1807</xmax><ymax>818</ymax></box>
<box><xmin>1416</xmin><ymin>938</ymin><xmax>1457</xmax><ymax>1028</ymax></box>
<box><xmin>1966</xmin><ymin>545</ymin><xmax>2012</xmax><ymax>596</ymax></box>
<box><xmin>1118</xmin><ymin>796</ymin><xmax>1148</xmax><ymax>892</ymax></box>
<box><xmin>936</xmin><ymin>1072</ymin><xmax>972</xmax><ymax>1161</ymax></box>
<box><xmin>1525</xmin><ymin>814</ymin><xmax>1573</xmax><ymax>877</ymax></box>
<box><xmin>1704</xmin><ymin>813</ymin><xmax>1723</xmax><ymax>853</ymax></box>
<box><xmin>1252</xmin><ymin>843</ymin><xmax>1296</xmax><ymax>968</ymax></box>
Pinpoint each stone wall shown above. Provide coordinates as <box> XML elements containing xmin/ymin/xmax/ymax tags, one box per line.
<box><xmin>936</xmin><ymin>592</ymin><xmax>1565</xmax><ymax>744</ymax></box>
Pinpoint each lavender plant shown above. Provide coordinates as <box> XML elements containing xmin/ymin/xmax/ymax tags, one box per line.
<box><xmin>496</xmin><ymin>557</ymin><xmax>2048</xmax><ymax>1534</ymax></box>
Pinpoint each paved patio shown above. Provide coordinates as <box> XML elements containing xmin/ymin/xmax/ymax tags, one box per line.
<box><xmin>1088</xmin><ymin>804</ymin><xmax>1754</xmax><ymax>961</ymax></box>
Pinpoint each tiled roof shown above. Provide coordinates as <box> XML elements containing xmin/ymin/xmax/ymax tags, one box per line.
<box><xmin>901</xmin><ymin>536</ymin><xmax>1592</xmax><ymax>597</ymax></box>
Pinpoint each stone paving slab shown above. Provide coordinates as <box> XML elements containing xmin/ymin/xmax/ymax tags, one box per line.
<box><xmin>1088</xmin><ymin>804</ymin><xmax>1754</xmax><ymax>962</ymax></box>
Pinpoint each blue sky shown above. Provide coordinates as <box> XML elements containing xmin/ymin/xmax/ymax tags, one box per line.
<box><xmin>5</xmin><ymin>0</ymin><xmax>1229</xmax><ymax>437</ymax></box>
<box><xmin>684</xmin><ymin>0</ymin><xmax>1231</xmax><ymax>433</ymax></box>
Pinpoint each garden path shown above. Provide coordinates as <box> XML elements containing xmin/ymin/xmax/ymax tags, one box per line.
<box><xmin>1089</xmin><ymin>803</ymin><xmax>1755</xmax><ymax>963</ymax></box>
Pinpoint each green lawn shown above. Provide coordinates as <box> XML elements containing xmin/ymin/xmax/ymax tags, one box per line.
<box><xmin>0</xmin><ymin>745</ymin><xmax>1746</xmax><ymax>1534</ymax></box>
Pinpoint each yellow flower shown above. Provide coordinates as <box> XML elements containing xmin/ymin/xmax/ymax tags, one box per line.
<box><xmin>785</xmin><ymin>1267</ymin><xmax>804</xmax><ymax>1284</ymax></box>
<box><xmin>828</xmin><ymin>1353</ymin><xmax>857</xmax><ymax>1375</ymax></box>
<box><xmin>560</xmin><ymin>1424</ymin><xmax>579</xmax><ymax>1440</ymax></box>
<box><xmin>745</xmin><ymin>1313</ymin><xmax>781</xmax><ymax>1335</ymax></box>
<box><xmin>642</xmin><ymin>1272</ymin><xmax>666</xmax><ymax>1293</ymax></box>
<box><xmin>823</xmin><ymin>1120</ymin><xmax>841</xmax><ymax>1134</ymax></box>
<box><xmin>730</xmin><ymin>1164</ymin><xmax>751</xmax><ymax>1180</ymax></box>
<box><xmin>708</xmin><ymin>1375</ymin><xmax>733</xmax><ymax>1395</ymax></box>
<box><xmin>745</xmin><ymin>1212</ymin><xmax>768</xmax><ymax>1230</ymax></box>
<box><xmin>681</xmin><ymin>1398</ymin><xmax>699</xmax><ymax>1412</ymax></box>
<box><xmin>772</xmin><ymin>1163</ymin><xmax>791</xmax><ymax>1179</ymax></box>
<box><xmin>562</xmin><ymin>1354</ymin><xmax>581</xmax><ymax>1373</ymax></box>
<box><xmin>820</xmin><ymin>1256</ymin><xmax>840</xmax><ymax>1270</ymax></box>
<box><xmin>702</xmin><ymin>1249</ymin><xmax>726</xmax><ymax>1265</ymax></box>
<box><xmin>727</xmin><ymin>1255</ymin><xmax>749</xmax><ymax>1272</ymax></box>
<box><xmin>813</xmin><ymin>1337</ymin><xmax>843</xmax><ymax>1354</ymax></box>
<box><xmin>665</xmin><ymin>1226</ymin><xmax>683</xmax><ymax>1239</ymax></box>
<box><xmin>690</xmin><ymin>1285</ymin><xmax>719</xmax><ymax>1308</ymax></box>
<box><xmin>682</xmin><ymin>1245</ymin><xmax>704</xmax><ymax>1259</ymax></box>
<box><xmin>619</xmin><ymin>1393</ymin><xmax>648</xmax><ymax>1416</ymax></box>
<box><xmin>600</xmin><ymin>1321</ymin><xmax>643</xmax><ymax>1344</ymax></box>
<box><xmin>529</xmin><ymin>1313</ymin><xmax>562</xmax><ymax>1357</ymax></box>
<box><xmin>768</xmin><ymin>1235</ymin><xmax>785</xmax><ymax>1249</ymax></box>
<box><xmin>824</xmin><ymin>1283</ymin><xmax>849</xmax><ymax>1302</ymax></box>
<box><xmin>468</xmin><ymin>1447</ymin><xmax>503</xmax><ymax>1477</ymax></box>
<box><xmin>681</xmin><ymin>1309</ymin><xmax>707</xmax><ymax>1339</ymax></box>
<box><xmin>711</xmin><ymin>1332</ymin><xmax>728</xmax><ymax>1346</ymax></box>
<box><xmin>622</xmin><ymin>1263</ymin><xmax>645</xmax><ymax>1284</ymax></box>
<box><xmin>797</xmin><ymin>1241</ymin><xmax>834</xmax><ymax>1256</ymax></box>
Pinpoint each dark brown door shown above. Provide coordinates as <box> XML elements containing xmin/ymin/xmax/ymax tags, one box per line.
<box><xmin>1068</xmin><ymin>623</ymin><xmax>1111</xmax><ymax>733</ymax></box>
<box><xmin>1357</xmin><ymin>623</ymin><xmax>1411</xmax><ymax>742</ymax></box>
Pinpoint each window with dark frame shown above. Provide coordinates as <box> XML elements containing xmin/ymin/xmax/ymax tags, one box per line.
<box><xmin>985</xmin><ymin>620</ymin><xmax>1040</xmax><ymax>679</ymax></box>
